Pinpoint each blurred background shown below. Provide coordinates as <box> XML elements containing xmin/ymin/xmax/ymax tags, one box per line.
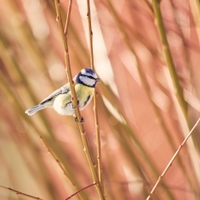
<box><xmin>0</xmin><ymin>0</ymin><xmax>200</xmax><ymax>199</ymax></box>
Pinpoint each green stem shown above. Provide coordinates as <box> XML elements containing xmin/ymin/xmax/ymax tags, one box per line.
<box><xmin>152</xmin><ymin>0</ymin><xmax>187</xmax><ymax>119</ymax></box>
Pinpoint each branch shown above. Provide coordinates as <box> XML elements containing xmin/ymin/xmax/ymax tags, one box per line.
<box><xmin>86</xmin><ymin>0</ymin><xmax>104</xmax><ymax>195</ymax></box>
<box><xmin>152</xmin><ymin>0</ymin><xmax>188</xmax><ymax>119</ymax></box>
<box><xmin>0</xmin><ymin>185</ymin><xmax>43</xmax><ymax>200</ymax></box>
<box><xmin>146</xmin><ymin>118</ymin><xmax>200</xmax><ymax>200</ymax></box>
<box><xmin>65</xmin><ymin>183</ymin><xmax>96</xmax><ymax>200</ymax></box>
<box><xmin>53</xmin><ymin>1</ymin><xmax>104</xmax><ymax>199</ymax></box>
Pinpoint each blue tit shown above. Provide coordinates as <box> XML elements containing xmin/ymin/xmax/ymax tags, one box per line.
<box><xmin>25</xmin><ymin>68</ymin><xmax>99</xmax><ymax>119</ymax></box>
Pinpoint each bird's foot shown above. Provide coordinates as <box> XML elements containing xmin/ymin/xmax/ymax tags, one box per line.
<box><xmin>72</xmin><ymin>100</ymin><xmax>79</xmax><ymax>109</ymax></box>
<box><xmin>74</xmin><ymin>116</ymin><xmax>84</xmax><ymax>123</ymax></box>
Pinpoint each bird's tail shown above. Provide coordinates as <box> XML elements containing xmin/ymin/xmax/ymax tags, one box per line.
<box><xmin>25</xmin><ymin>104</ymin><xmax>46</xmax><ymax>116</ymax></box>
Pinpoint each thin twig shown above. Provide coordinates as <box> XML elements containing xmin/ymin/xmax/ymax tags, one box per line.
<box><xmin>40</xmin><ymin>137</ymin><xmax>74</xmax><ymax>185</ymax></box>
<box><xmin>65</xmin><ymin>183</ymin><xmax>96</xmax><ymax>200</ymax></box>
<box><xmin>86</xmin><ymin>0</ymin><xmax>94</xmax><ymax>68</ymax></box>
<box><xmin>0</xmin><ymin>185</ymin><xmax>43</xmax><ymax>200</ymax></box>
<box><xmin>64</xmin><ymin>0</ymin><xmax>73</xmax><ymax>35</ymax></box>
<box><xmin>86</xmin><ymin>0</ymin><xmax>104</xmax><ymax>195</ymax></box>
<box><xmin>146</xmin><ymin>118</ymin><xmax>200</xmax><ymax>200</ymax></box>
<box><xmin>53</xmin><ymin>1</ymin><xmax>104</xmax><ymax>199</ymax></box>
<box><xmin>40</xmin><ymin>136</ymin><xmax>84</xmax><ymax>200</ymax></box>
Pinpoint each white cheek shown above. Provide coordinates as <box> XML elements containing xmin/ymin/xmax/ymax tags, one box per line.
<box><xmin>84</xmin><ymin>72</ymin><xmax>98</xmax><ymax>79</ymax></box>
<box><xmin>80</xmin><ymin>76</ymin><xmax>95</xmax><ymax>86</ymax></box>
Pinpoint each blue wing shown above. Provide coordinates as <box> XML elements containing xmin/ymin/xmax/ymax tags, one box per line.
<box><xmin>40</xmin><ymin>83</ymin><xmax>70</xmax><ymax>105</ymax></box>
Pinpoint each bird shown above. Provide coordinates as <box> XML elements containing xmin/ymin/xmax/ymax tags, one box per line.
<box><xmin>25</xmin><ymin>68</ymin><xmax>99</xmax><ymax>121</ymax></box>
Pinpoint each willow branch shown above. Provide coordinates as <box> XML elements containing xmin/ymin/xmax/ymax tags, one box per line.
<box><xmin>53</xmin><ymin>1</ymin><xmax>104</xmax><ymax>199</ymax></box>
<box><xmin>152</xmin><ymin>0</ymin><xmax>188</xmax><ymax>119</ymax></box>
<box><xmin>0</xmin><ymin>185</ymin><xmax>43</xmax><ymax>200</ymax></box>
<box><xmin>65</xmin><ymin>183</ymin><xmax>96</xmax><ymax>200</ymax></box>
<box><xmin>40</xmin><ymin>136</ymin><xmax>84</xmax><ymax>200</ymax></box>
<box><xmin>146</xmin><ymin>118</ymin><xmax>200</xmax><ymax>200</ymax></box>
<box><xmin>54</xmin><ymin>0</ymin><xmax>80</xmax><ymax>122</ymax></box>
<box><xmin>86</xmin><ymin>0</ymin><xmax>104</xmax><ymax>194</ymax></box>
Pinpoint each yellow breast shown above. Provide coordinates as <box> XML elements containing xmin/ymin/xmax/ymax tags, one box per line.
<box><xmin>75</xmin><ymin>84</ymin><xmax>95</xmax><ymax>110</ymax></box>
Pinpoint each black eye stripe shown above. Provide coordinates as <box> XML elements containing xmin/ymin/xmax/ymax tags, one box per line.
<box><xmin>76</xmin><ymin>73</ymin><xmax>98</xmax><ymax>88</ymax></box>
<box><xmin>80</xmin><ymin>74</ymin><xmax>97</xmax><ymax>80</ymax></box>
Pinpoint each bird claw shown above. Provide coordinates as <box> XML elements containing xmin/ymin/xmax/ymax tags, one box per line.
<box><xmin>74</xmin><ymin>116</ymin><xmax>84</xmax><ymax>123</ymax></box>
<box><xmin>72</xmin><ymin>100</ymin><xmax>79</xmax><ymax>109</ymax></box>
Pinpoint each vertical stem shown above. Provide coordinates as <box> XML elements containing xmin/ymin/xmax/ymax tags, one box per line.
<box><xmin>86</xmin><ymin>0</ymin><xmax>94</xmax><ymax>68</ymax></box>
<box><xmin>86</xmin><ymin>0</ymin><xmax>104</xmax><ymax>195</ymax></box>
<box><xmin>54</xmin><ymin>0</ymin><xmax>104</xmax><ymax>199</ymax></box>
<box><xmin>152</xmin><ymin>0</ymin><xmax>188</xmax><ymax>119</ymax></box>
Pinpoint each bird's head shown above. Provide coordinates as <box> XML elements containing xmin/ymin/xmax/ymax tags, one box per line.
<box><xmin>75</xmin><ymin>68</ymin><xmax>99</xmax><ymax>87</ymax></box>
